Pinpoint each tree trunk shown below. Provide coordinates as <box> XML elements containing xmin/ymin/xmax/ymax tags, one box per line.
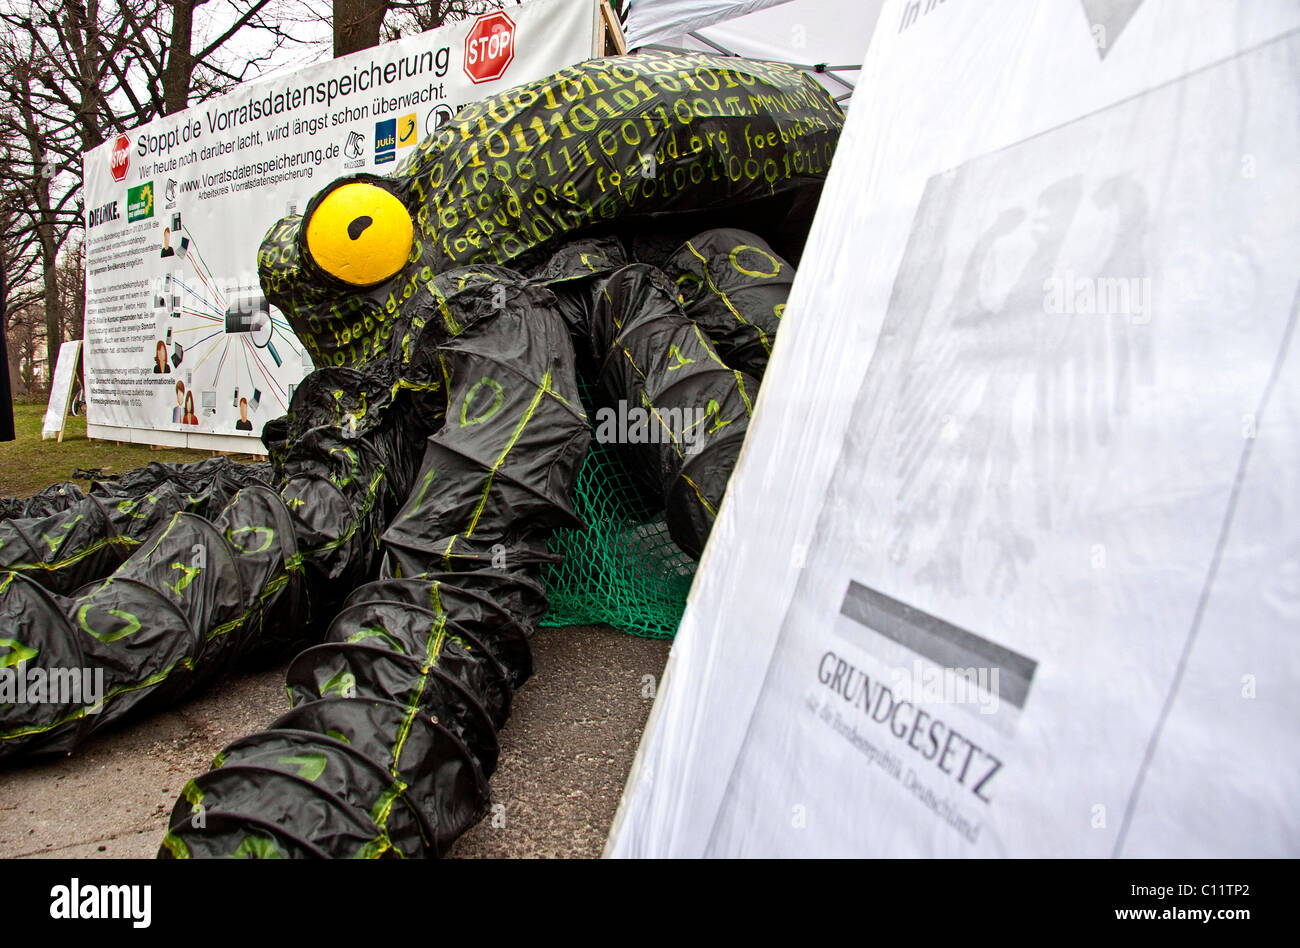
<box><xmin>68</xmin><ymin>263</ymin><xmax>85</xmax><ymax>342</ymax></box>
<box><xmin>68</xmin><ymin>0</ymin><xmax>109</xmax><ymax>150</ymax></box>
<box><xmin>38</xmin><ymin>234</ymin><xmax>60</xmax><ymax>387</ymax></box>
<box><xmin>16</xmin><ymin>67</ymin><xmax>62</xmax><ymax>384</ymax></box>
<box><xmin>334</xmin><ymin>0</ymin><xmax>388</xmax><ymax>57</ymax></box>
<box><xmin>162</xmin><ymin>0</ymin><xmax>196</xmax><ymax>115</ymax></box>
<box><xmin>0</xmin><ymin>219</ymin><xmax>16</xmax><ymax>439</ymax></box>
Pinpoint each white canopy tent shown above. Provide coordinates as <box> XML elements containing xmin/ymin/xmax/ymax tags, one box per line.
<box><xmin>607</xmin><ymin>0</ymin><xmax>1300</xmax><ymax>859</ymax></box>
<box><xmin>625</xmin><ymin>0</ymin><xmax>886</xmax><ymax>106</ymax></box>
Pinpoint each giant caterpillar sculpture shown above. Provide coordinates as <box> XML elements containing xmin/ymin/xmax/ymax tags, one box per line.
<box><xmin>0</xmin><ymin>50</ymin><xmax>841</xmax><ymax>857</ymax></box>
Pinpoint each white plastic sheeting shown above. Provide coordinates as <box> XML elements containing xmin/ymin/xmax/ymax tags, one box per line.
<box><xmin>608</xmin><ymin>0</ymin><xmax>1300</xmax><ymax>858</ymax></box>
<box><xmin>627</xmin><ymin>0</ymin><xmax>794</xmax><ymax>44</ymax></box>
<box><xmin>626</xmin><ymin>0</ymin><xmax>883</xmax><ymax>104</ymax></box>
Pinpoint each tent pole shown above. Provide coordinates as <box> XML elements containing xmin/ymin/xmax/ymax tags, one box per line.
<box><xmin>686</xmin><ymin>30</ymin><xmax>736</xmax><ymax>56</ymax></box>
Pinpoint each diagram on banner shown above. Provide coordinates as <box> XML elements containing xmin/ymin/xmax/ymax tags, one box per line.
<box><xmin>151</xmin><ymin>220</ymin><xmax>308</xmax><ymax>433</ymax></box>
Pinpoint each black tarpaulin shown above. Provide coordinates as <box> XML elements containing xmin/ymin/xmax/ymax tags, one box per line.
<box><xmin>590</xmin><ymin>264</ymin><xmax>758</xmax><ymax>558</ymax></box>
<box><xmin>664</xmin><ymin>228</ymin><xmax>795</xmax><ymax>379</ymax></box>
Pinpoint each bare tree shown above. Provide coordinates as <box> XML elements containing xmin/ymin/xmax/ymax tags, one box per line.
<box><xmin>2</xmin><ymin>48</ymin><xmax>81</xmax><ymax>375</ymax></box>
<box><xmin>56</xmin><ymin>238</ymin><xmax>85</xmax><ymax>342</ymax></box>
<box><xmin>1</xmin><ymin>0</ymin><xmax>295</xmax><ymax>131</ymax></box>
<box><xmin>333</xmin><ymin>0</ymin><xmax>388</xmax><ymax>56</ymax></box>
<box><xmin>0</xmin><ymin>133</ymin><xmax>45</xmax><ymax>321</ymax></box>
<box><xmin>381</xmin><ymin>0</ymin><xmax>507</xmax><ymax>43</ymax></box>
<box><xmin>0</xmin><ymin>42</ymin><xmax>76</xmax><ymax>369</ymax></box>
<box><xmin>331</xmin><ymin>0</ymin><xmax>512</xmax><ymax>57</ymax></box>
<box><xmin>0</xmin><ymin>0</ymin><xmax>301</xmax><ymax>376</ymax></box>
<box><xmin>6</xmin><ymin>300</ymin><xmax>47</xmax><ymax>394</ymax></box>
<box><xmin>2</xmin><ymin>193</ymin><xmax>43</xmax><ymax>402</ymax></box>
<box><xmin>125</xmin><ymin>0</ymin><xmax>291</xmax><ymax>117</ymax></box>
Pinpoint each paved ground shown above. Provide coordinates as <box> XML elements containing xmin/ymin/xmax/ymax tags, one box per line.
<box><xmin>0</xmin><ymin>625</ymin><xmax>670</xmax><ymax>859</ymax></box>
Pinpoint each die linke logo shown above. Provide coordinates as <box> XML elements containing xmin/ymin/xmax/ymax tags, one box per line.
<box><xmin>109</xmin><ymin>133</ymin><xmax>130</xmax><ymax>182</ymax></box>
<box><xmin>464</xmin><ymin>11</ymin><xmax>515</xmax><ymax>84</ymax></box>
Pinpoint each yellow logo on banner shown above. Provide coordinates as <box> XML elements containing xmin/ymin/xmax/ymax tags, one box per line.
<box><xmin>397</xmin><ymin>113</ymin><xmax>418</xmax><ymax>147</ymax></box>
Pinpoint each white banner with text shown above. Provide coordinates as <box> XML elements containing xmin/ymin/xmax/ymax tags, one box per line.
<box><xmin>81</xmin><ymin>0</ymin><xmax>601</xmax><ymax>452</ymax></box>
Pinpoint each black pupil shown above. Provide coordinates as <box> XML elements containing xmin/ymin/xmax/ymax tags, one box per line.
<box><xmin>348</xmin><ymin>216</ymin><xmax>373</xmax><ymax>240</ymax></box>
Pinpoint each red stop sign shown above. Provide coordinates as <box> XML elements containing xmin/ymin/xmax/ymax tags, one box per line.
<box><xmin>464</xmin><ymin>11</ymin><xmax>516</xmax><ymax>84</ymax></box>
<box><xmin>109</xmin><ymin>134</ymin><xmax>130</xmax><ymax>182</ymax></box>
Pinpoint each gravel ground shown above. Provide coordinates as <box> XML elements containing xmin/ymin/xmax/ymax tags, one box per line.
<box><xmin>0</xmin><ymin>624</ymin><xmax>670</xmax><ymax>859</ymax></box>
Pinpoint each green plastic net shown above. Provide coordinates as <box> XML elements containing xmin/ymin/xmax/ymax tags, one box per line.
<box><xmin>539</xmin><ymin>398</ymin><xmax>697</xmax><ymax>639</ymax></box>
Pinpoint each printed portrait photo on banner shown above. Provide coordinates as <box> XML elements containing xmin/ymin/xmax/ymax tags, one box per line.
<box><xmin>182</xmin><ymin>390</ymin><xmax>198</xmax><ymax>426</ymax></box>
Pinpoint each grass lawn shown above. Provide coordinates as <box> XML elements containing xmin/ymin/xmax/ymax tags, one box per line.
<box><xmin>0</xmin><ymin>402</ymin><xmax>262</xmax><ymax>500</ymax></box>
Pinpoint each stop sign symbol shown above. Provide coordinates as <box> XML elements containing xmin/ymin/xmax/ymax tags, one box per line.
<box><xmin>109</xmin><ymin>134</ymin><xmax>130</xmax><ymax>182</ymax></box>
<box><xmin>464</xmin><ymin>11</ymin><xmax>515</xmax><ymax>84</ymax></box>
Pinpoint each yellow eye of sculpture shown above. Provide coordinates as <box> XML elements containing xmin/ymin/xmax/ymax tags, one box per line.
<box><xmin>305</xmin><ymin>181</ymin><xmax>413</xmax><ymax>287</ymax></box>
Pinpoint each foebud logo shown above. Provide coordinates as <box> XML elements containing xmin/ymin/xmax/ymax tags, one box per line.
<box><xmin>464</xmin><ymin>11</ymin><xmax>515</xmax><ymax>84</ymax></box>
<box><xmin>109</xmin><ymin>134</ymin><xmax>130</xmax><ymax>182</ymax></box>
